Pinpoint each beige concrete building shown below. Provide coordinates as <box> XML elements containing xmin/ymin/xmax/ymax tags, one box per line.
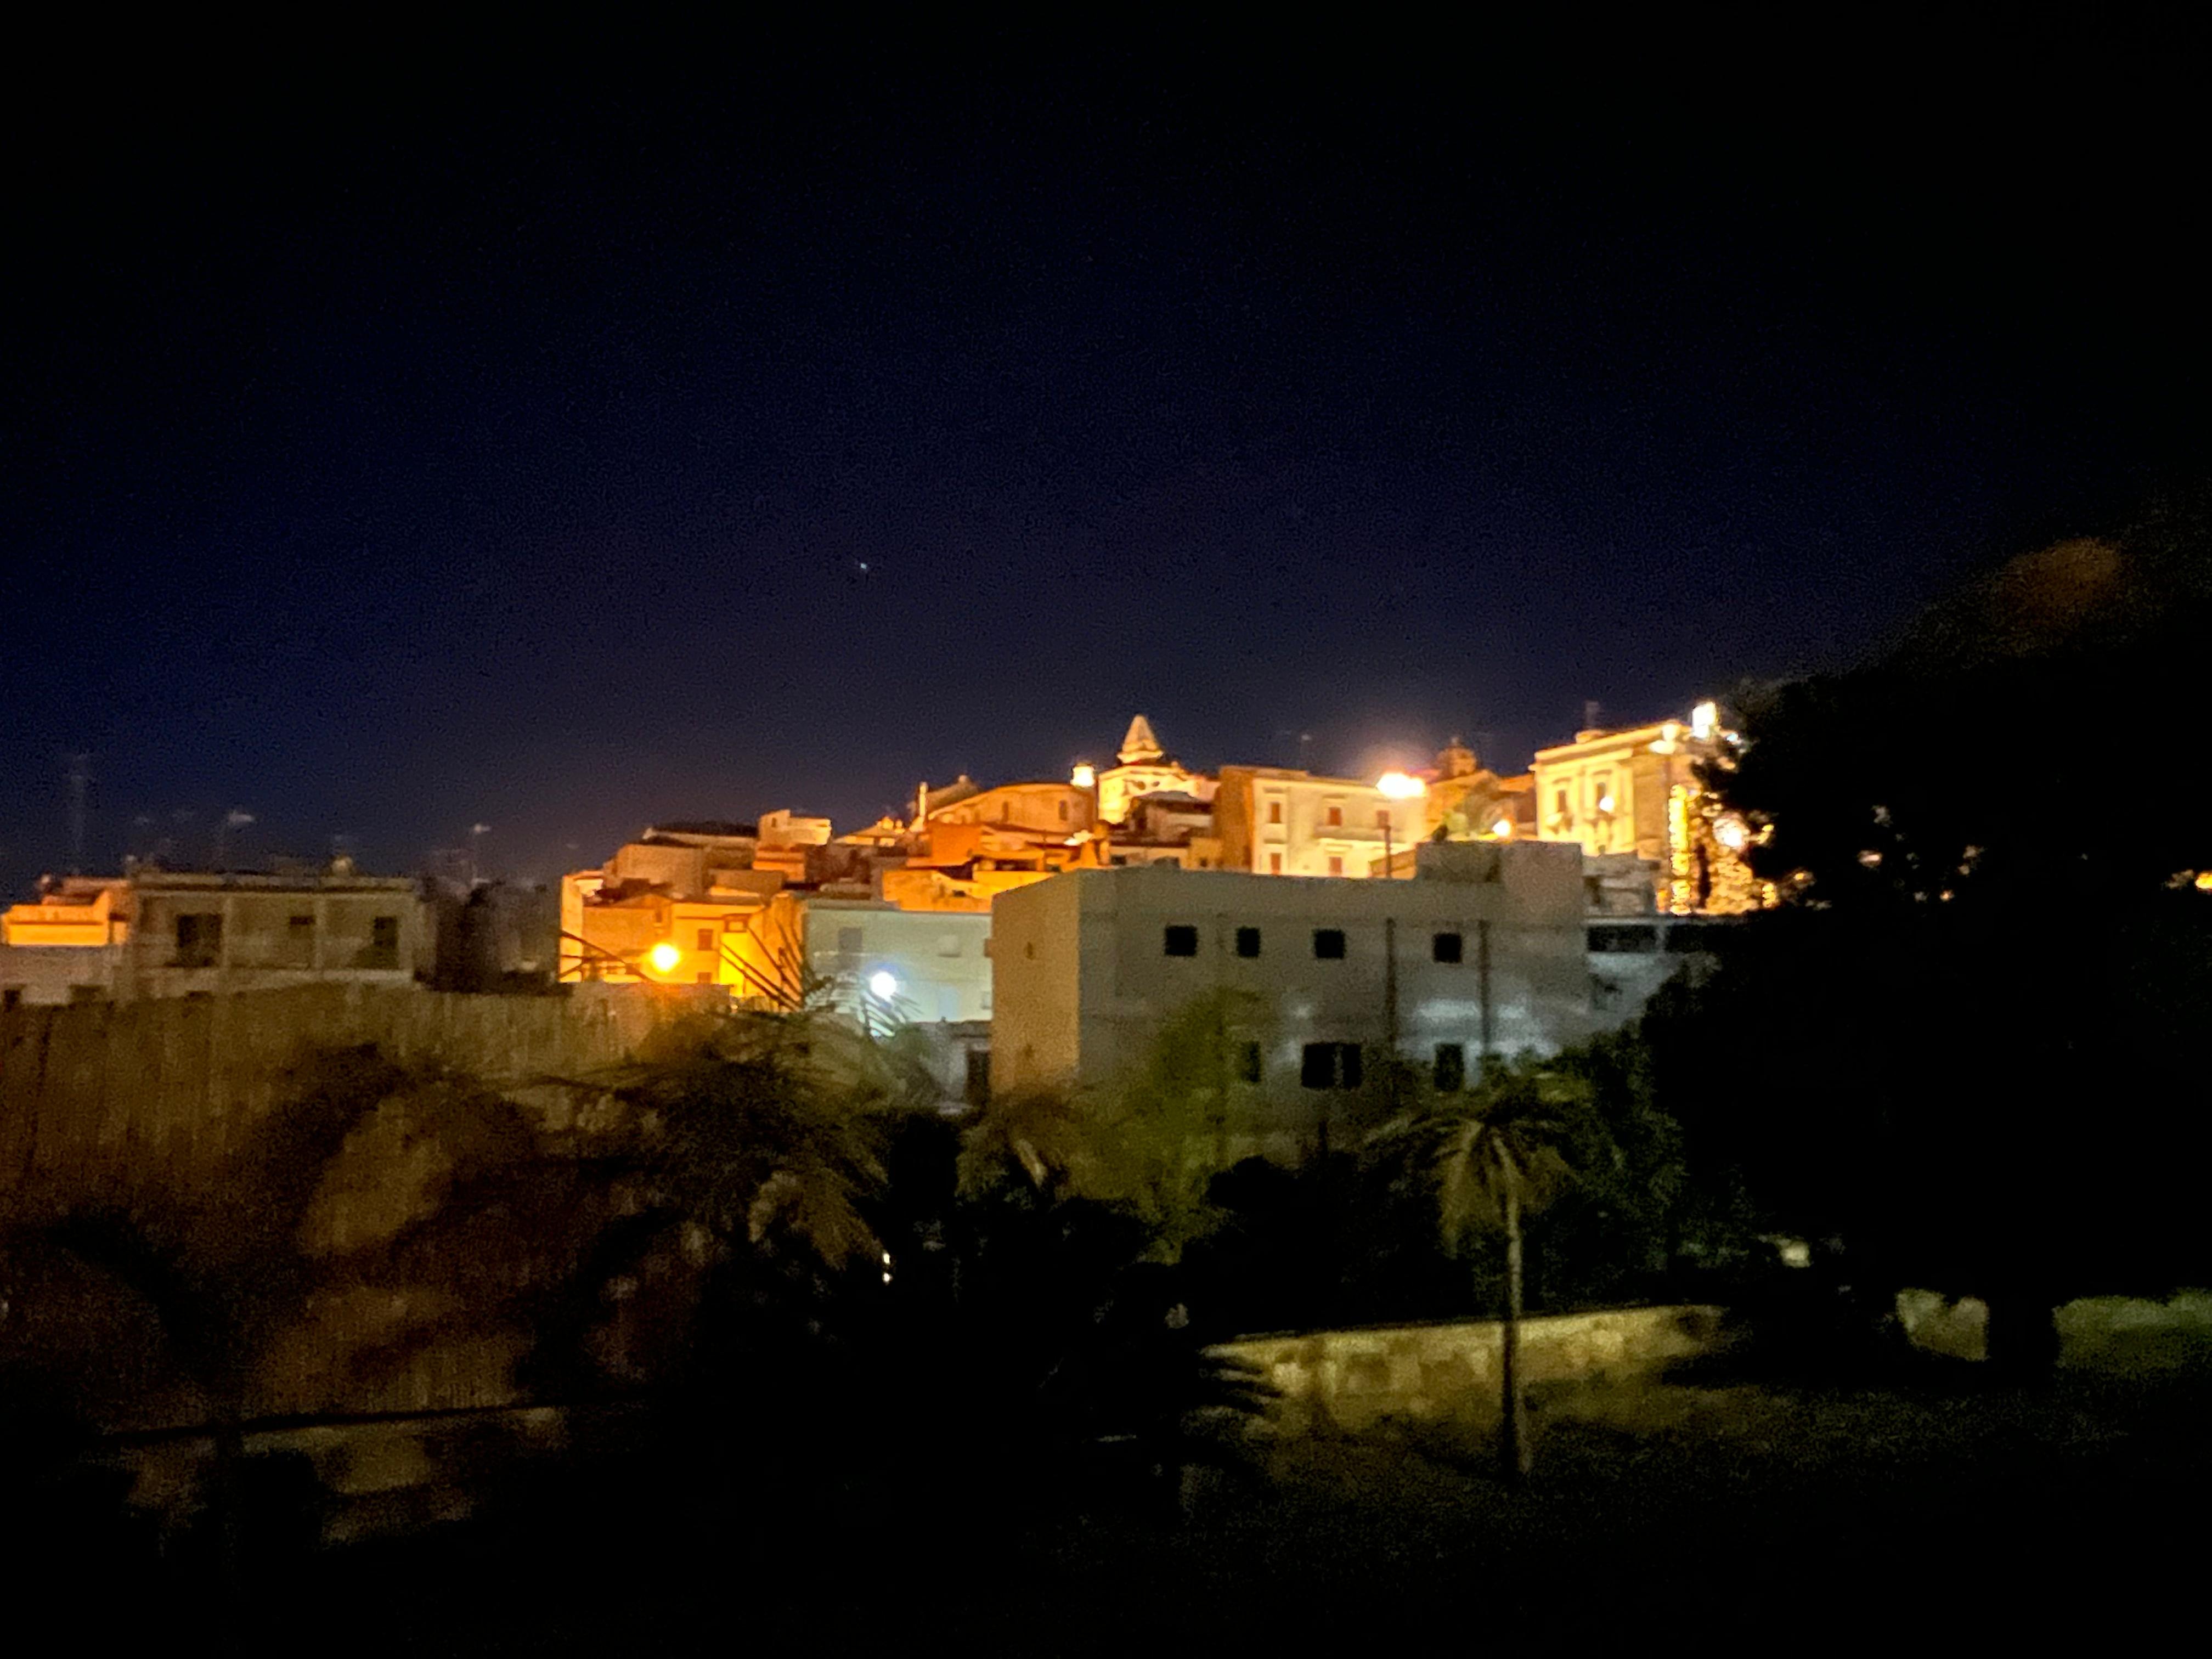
<box><xmin>115</xmin><ymin>869</ymin><xmax>428</xmax><ymax>1000</ymax></box>
<box><xmin>1531</xmin><ymin>702</ymin><xmax>1767</xmax><ymax>915</ymax></box>
<box><xmin>990</xmin><ymin>843</ymin><xmax>1592</xmax><ymax>1156</ymax></box>
<box><xmin>1211</xmin><ymin>765</ymin><xmax>1424</xmax><ymax>879</ymax></box>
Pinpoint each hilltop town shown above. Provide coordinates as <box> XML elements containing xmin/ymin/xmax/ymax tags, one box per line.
<box><xmin>1</xmin><ymin>709</ymin><xmax>1766</xmax><ymax>1131</ymax></box>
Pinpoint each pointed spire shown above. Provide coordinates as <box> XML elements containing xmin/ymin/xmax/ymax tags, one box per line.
<box><xmin>1117</xmin><ymin>714</ymin><xmax>1165</xmax><ymax>766</ymax></box>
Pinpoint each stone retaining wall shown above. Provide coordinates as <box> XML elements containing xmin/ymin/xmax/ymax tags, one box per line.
<box><xmin>1215</xmin><ymin>1304</ymin><xmax>1727</xmax><ymax>1434</ymax></box>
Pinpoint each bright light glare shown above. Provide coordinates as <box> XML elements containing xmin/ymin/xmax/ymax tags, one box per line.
<box><xmin>647</xmin><ymin>942</ymin><xmax>682</xmax><ymax>973</ymax></box>
<box><xmin>868</xmin><ymin>969</ymin><xmax>899</xmax><ymax>1000</ymax></box>
<box><xmin>1375</xmin><ymin>771</ymin><xmax>1427</xmax><ymax>799</ymax></box>
<box><xmin>1070</xmin><ymin>763</ymin><xmax>1096</xmax><ymax>789</ymax></box>
<box><xmin>1715</xmin><ymin>815</ymin><xmax>1749</xmax><ymax>851</ymax></box>
<box><xmin>1491</xmin><ymin>818</ymin><xmax>1513</xmax><ymax>838</ymax></box>
<box><xmin>1691</xmin><ymin>701</ymin><xmax>1718</xmax><ymax>740</ymax></box>
<box><xmin>1597</xmin><ymin>794</ymin><xmax>1616</xmax><ymax>814</ymax></box>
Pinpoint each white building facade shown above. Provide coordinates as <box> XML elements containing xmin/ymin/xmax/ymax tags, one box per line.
<box><xmin>990</xmin><ymin>844</ymin><xmax>1593</xmax><ymax>1159</ymax></box>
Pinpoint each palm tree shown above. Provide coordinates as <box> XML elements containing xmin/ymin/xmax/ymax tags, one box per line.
<box><xmin>1427</xmin><ymin>1057</ymin><xmax>1585</xmax><ymax>1483</ymax></box>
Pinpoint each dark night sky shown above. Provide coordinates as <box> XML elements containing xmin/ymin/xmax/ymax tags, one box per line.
<box><xmin>5</xmin><ymin>23</ymin><xmax>2206</xmax><ymax>891</ymax></box>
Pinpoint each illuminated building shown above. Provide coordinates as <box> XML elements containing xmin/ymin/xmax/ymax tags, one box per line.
<box><xmin>1211</xmin><ymin>765</ymin><xmax>1425</xmax><ymax>878</ymax></box>
<box><xmin>1</xmin><ymin>877</ymin><xmax>129</xmax><ymax>1006</ymax></box>
<box><xmin>1092</xmin><ymin>714</ymin><xmax>1216</xmax><ymax>827</ymax></box>
<box><xmin>559</xmin><ymin>821</ymin><xmax>787</xmax><ymax>987</ymax></box>
<box><xmin>1530</xmin><ymin>702</ymin><xmax>1769</xmax><ymax>915</ymax></box>
<box><xmin>990</xmin><ymin>843</ymin><xmax>1595</xmax><ymax>1159</ymax></box>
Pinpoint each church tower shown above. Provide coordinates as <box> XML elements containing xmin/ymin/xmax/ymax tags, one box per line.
<box><xmin>1118</xmin><ymin>714</ymin><xmax>1165</xmax><ymax>767</ymax></box>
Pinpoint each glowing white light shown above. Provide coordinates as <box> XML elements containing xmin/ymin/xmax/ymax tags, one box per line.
<box><xmin>647</xmin><ymin>942</ymin><xmax>682</xmax><ymax>973</ymax></box>
<box><xmin>1597</xmin><ymin>794</ymin><xmax>1616</xmax><ymax>814</ymax></box>
<box><xmin>1491</xmin><ymin>818</ymin><xmax>1513</xmax><ymax>838</ymax></box>
<box><xmin>868</xmin><ymin>969</ymin><xmax>899</xmax><ymax>1000</ymax></box>
<box><xmin>1691</xmin><ymin>701</ymin><xmax>1718</xmax><ymax>740</ymax></box>
<box><xmin>1375</xmin><ymin>771</ymin><xmax>1427</xmax><ymax>800</ymax></box>
<box><xmin>1714</xmin><ymin>815</ymin><xmax>1748</xmax><ymax>851</ymax></box>
<box><xmin>1070</xmin><ymin>763</ymin><xmax>1096</xmax><ymax>789</ymax></box>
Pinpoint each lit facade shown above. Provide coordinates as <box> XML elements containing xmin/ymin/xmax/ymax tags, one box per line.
<box><xmin>1530</xmin><ymin>704</ymin><xmax>1768</xmax><ymax>915</ymax></box>
<box><xmin>1092</xmin><ymin>714</ymin><xmax>1215</xmax><ymax>827</ymax></box>
<box><xmin>1211</xmin><ymin>766</ymin><xmax>1424</xmax><ymax>878</ymax></box>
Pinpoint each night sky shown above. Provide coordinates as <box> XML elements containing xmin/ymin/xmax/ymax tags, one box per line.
<box><xmin>7</xmin><ymin>25</ymin><xmax>2204</xmax><ymax>891</ymax></box>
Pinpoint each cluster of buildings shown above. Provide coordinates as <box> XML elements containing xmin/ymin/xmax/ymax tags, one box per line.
<box><xmin>1</xmin><ymin>709</ymin><xmax>1765</xmax><ymax>1152</ymax></box>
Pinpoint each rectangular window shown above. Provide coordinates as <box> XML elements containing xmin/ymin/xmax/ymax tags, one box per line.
<box><xmin>1163</xmin><ymin>924</ymin><xmax>1199</xmax><ymax>957</ymax></box>
<box><xmin>1301</xmin><ymin>1042</ymin><xmax>1364</xmax><ymax>1089</ymax></box>
<box><xmin>1433</xmin><ymin>930</ymin><xmax>1463</xmax><ymax>963</ymax></box>
<box><xmin>1301</xmin><ymin>1042</ymin><xmax>1334</xmax><ymax>1089</ymax></box>
<box><xmin>285</xmin><ymin>912</ymin><xmax>316</xmax><ymax>966</ymax></box>
<box><xmin>1268</xmin><ymin>853</ymin><xmax>1283</xmax><ymax>874</ymax></box>
<box><xmin>1434</xmin><ymin>1042</ymin><xmax>1466</xmax><ymax>1093</ymax></box>
<box><xmin>365</xmin><ymin>915</ymin><xmax>400</xmax><ymax>968</ymax></box>
<box><xmin>837</xmin><ymin>927</ymin><xmax>865</xmax><ymax>956</ymax></box>
<box><xmin>2</xmin><ymin>988</ymin><xmax>21</xmax><ymax>1010</ymax></box>
<box><xmin>1327</xmin><ymin>856</ymin><xmax>1344</xmax><ymax>877</ymax></box>
<box><xmin>1234</xmin><ymin>926</ymin><xmax>1261</xmax><ymax>958</ymax></box>
<box><xmin>964</xmin><ymin>1047</ymin><xmax>992</xmax><ymax>1106</ymax></box>
<box><xmin>69</xmin><ymin>985</ymin><xmax>103</xmax><ymax>1004</ymax></box>
<box><xmin>1058</xmin><ymin>799</ymin><xmax>1070</xmax><ymax>821</ymax></box>
<box><xmin>1313</xmin><ymin>928</ymin><xmax>1345</xmax><ymax>959</ymax></box>
<box><xmin>1267</xmin><ymin>802</ymin><xmax>1283</xmax><ymax>825</ymax></box>
<box><xmin>696</xmin><ymin>928</ymin><xmax>716</xmax><ymax>952</ymax></box>
<box><xmin>1325</xmin><ymin>805</ymin><xmax>1344</xmax><ymax>827</ymax></box>
<box><xmin>174</xmin><ymin>912</ymin><xmax>223</xmax><ymax>968</ymax></box>
<box><xmin>1240</xmin><ymin>1041</ymin><xmax>1262</xmax><ymax>1084</ymax></box>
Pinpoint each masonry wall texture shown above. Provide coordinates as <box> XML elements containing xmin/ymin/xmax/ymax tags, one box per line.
<box><xmin>1215</xmin><ymin>1305</ymin><xmax>1728</xmax><ymax>1434</ymax></box>
<box><xmin>0</xmin><ymin>983</ymin><xmax>720</xmax><ymax>1426</ymax></box>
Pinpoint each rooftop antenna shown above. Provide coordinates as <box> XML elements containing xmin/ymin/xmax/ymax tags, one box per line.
<box><xmin>469</xmin><ymin>823</ymin><xmax>491</xmax><ymax>885</ymax></box>
<box><xmin>1582</xmin><ymin>699</ymin><xmax>1602</xmax><ymax>732</ymax></box>
<box><xmin>65</xmin><ymin>753</ymin><xmax>91</xmax><ymax>874</ymax></box>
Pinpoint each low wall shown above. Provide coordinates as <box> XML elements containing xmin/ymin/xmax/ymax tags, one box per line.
<box><xmin>1215</xmin><ymin>1304</ymin><xmax>1726</xmax><ymax>1434</ymax></box>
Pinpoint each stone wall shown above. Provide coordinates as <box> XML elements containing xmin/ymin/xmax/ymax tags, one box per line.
<box><xmin>0</xmin><ymin>982</ymin><xmax>720</xmax><ymax>1425</ymax></box>
<box><xmin>1216</xmin><ymin>1304</ymin><xmax>1727</xmax><ymax>1434</ymax></box>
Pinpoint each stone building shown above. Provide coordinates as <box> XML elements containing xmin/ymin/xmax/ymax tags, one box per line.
<box><xmin>1211</xmin><ymin>765</ymin><xmax>1424</xmax><ymax>879</ymax></box>
<box><xmin>1531</xmin><ymin>702</ymin><xmax>1768</xmax><ymax>915</ymax></box>
<box><xmin>1090</xmin><ymin>714</ymin><xmax>1215</xmax><ymax>827</ymax></box>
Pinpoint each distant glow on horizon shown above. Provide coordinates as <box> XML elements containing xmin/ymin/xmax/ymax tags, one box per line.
<box><xmin>1375</xmin><ymin>771</ymin><xmax>1427</xmax><ymax>799</ymax></box>
<box><xmin>647</xmin><ymin>941</ymin><xmax>682</xmax><ymax>973</ymax></box>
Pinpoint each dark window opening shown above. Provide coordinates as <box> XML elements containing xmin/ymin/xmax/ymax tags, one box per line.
<box><xmin>1234</xmin><ymin>926</ymin><xmax>1261</xmax><ymax>958</ymax></box>
<box><xmin>174</xmin><ymin>912</ymin><xmax>223</xmax><ymax>968</ymax></box>
<box><xmin>1588</xmin><ymin>924</ymin><xmax>1660</xmax><ymax>954</ymax></box>
<box><xmin>1433</xmin><ymin>930</ymin><xmax>1463</xmax><ymax>963</ymax></box>
<box><xmin>1313</xmin><ymin>928</ymin><xmax>1346</xmax><ymax>960</ymax></box>
<box><xmin>1163</xmin><ymin>924</ymin><xmax>1199</xmax><ymax>957</ymax></box>
<box><xmin>2</xmin><ymin>988</ymin><xmax>20</xmax><ymax>1010</ymax></box>
<box><xmin>364</xmin><ymin>915</ymin><xmax>401</xmax><ymax>969</ymax></box>
<box><xmin>1239</xmin><ymin>1041</ymin><xmax>1262</xmax><ymax>1084</ymax></box>
<box><xmin>1434</xmin><ymin>1042</ymin><xmax>1466</xmax><ymax>1092</ymax></box>
<box><xmin>1301</xmin><ymin>1041</ymin><xmax>1363</xmax><ymax>1089</ymax></box>
<box><xmin>964</xmin><ymin>1047</ymin><xmax>992</xmax><ymax>1106</ymax></box>
<box><xmin>1665</xmin><ymin>923</ymin><xmax>1722</xmax><ymax>954</ymax></box>
<box><xmin>696</xmin><ymin>928</ymin><xmax>715</xmax><ymax>952</ymax></box>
